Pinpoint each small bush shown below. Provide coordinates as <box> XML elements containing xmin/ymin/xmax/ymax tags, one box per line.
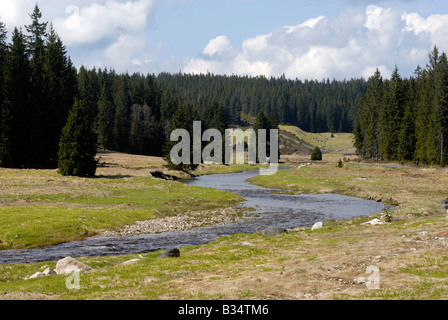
<box><xmin>337</xmin><ymin>159</ymin><xmax>344</xmax><ymax>168</ymax></box>
<box><xmin>311</xmin><ymin>147</ymin><xmax>322</xmax><ymax>161</ymax></box>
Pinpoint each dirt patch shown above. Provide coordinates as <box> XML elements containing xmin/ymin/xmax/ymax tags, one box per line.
<box><xmin>0</xmin><ymin>292</ymin><xmax>59</xmax><ymax>300</ymax></box>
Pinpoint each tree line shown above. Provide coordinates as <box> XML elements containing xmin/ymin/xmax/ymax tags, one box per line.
<box><xmin>156</xmin><ymin>72</ymin><xmax>367</xmax><ymax>133</ymax></box>
<box><xmin>0</xmin><ymin>6</ymin><xmax>77</xmax><ymax>169</ymax></box>
<box><xmin>354</xmin><ymin>46</ymin><xmax>448</xmax><ymax>166</ymax></box>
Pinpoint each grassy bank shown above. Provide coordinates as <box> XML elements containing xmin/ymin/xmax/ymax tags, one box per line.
<box><xmin>0</xmin><ymin>151</ymin><xmax>268</xmax><ymax>250</ymax></box>
<box><xmin>279</xmin><ymin>125</ymin><xmax>356</xmax><ymax>154</ymax></box>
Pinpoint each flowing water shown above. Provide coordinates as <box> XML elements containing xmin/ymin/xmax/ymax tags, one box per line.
<box><xmin>0</xmin><ymin>167</ymin><xmax>384</xmax><ymax>264</ymax></box>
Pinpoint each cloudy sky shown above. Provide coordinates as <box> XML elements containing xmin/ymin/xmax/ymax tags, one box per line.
<box><xmin>1</xmin><ymin>0</ymin><xmax>448</xmax><ymax>80</ymax></box>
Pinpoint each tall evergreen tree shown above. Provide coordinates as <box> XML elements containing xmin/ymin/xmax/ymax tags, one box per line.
<box><xmin>97</xmin><ymin>84</ymin><xmax>115</xmax><ymax>150</ymax></box>
<box><xmin>25</xmin><ymin>4</ymin><xmax>48</xmax><ymax>166</ymax></box>
<box><xmin>58</xmin><ymin>100</ymin><xmax>97</xmax><ymax>177</ymax></box>
<box><xmin>434</xmin><ymin>52</ymin><xmax>448</xmax><ymax>165</ymax></box>
<box><xmin>0</xmin><ymin>28</ymin><xmax>33</xmax><ymax>167</ymax></box>
<box><xmin>354</xmin><ymin>69</ymin><xmax>383</xmax><ymax>159</ymax></box>
<box><xmin>43</xmin><ymin>24</ymin><xmax>76</xmax><ymax>167</ymax></box>
<box><xmin>379</xmin><ymin>66</ymin><xmax>405</xmax><ymax>160</ymax></box>
<box><xmin>0</xmin><ymin>20</ymin><xmax>8</xmax><ymax>166</ymax></box>
<box><xmin>113</xmin><ymin>75</ymin><xmax>131</xmax><ymax>152</ymax></box>
<box><xmin>164</xmin><ymin>104</ymin><xmax>197</xmax><ymax>171</ymax></box>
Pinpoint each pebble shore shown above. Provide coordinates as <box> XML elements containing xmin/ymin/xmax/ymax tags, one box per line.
<box><xmin>99</xmin><ymin>207</ymin><xmax>242</xmax><ymax>237</ymax></box>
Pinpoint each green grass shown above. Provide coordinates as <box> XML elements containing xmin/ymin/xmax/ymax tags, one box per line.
<box><xmin>280</xmin><ymin>125</ymin><xmax>355</xmax><ymax>153</ymax></box>
<box><xmin>0</xmin><ymin>172</ymin><xmax>242</xmax><ymax>250</ymax></box>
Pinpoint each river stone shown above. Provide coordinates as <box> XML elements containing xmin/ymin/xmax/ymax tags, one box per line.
<box><xmin>56</xmin><ymin>256</ymin><xmax>92</xmax><ymax>275</ymax></box>
<box><xmin>28</xmin><ymin>272</ymin><xmax>45</xmax><ymax>279</ymax></box>
<box><xmin>311</xmin><ymin>222</ymin><xmax>323</xmax><ymax>230</ymax></box>
<box><xmin>158</xmin><ymin>247</ymin><xmax>180</xmax><ymax>258</ymax></box>
<box><xmin>262</xmin><ymin>226</ymin><xmax>286</xmax><ymax>236</ymax></box>
<box><xmin>42</xmin><ymin>267</ymin><xmax>57</xmax><ymax>276</ymax></box>
<box><xmin>120</xmin><ymin>258</ymin><xmax>140</xmax><ymax>266</ymax></box>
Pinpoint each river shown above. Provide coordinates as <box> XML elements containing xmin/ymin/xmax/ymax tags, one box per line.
<box><xmin>0</xmin><ymin>167</ymin><xmax>384</xmax><ymax>264</ymax></box>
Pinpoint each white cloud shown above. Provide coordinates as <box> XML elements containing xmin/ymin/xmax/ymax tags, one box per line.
<box><xmin>53</xmin><ymin>0</ymin><xmax>155</xmax><ymax>46</ymax></box>
<box><xmin>284</xmin><ymin>16</ymin><xmax>325</xmax><ymax>34</ymax></box>
<box><xmin>402</xmin><ymin>12</ymin><xmax>448</xmax><ymax>52</ymax></box>
<box><xmin>203</xmin><ymin>35</ymin><xmax>232</xmax><ymax>56</ymax></box>
<box><xmin>184</xmin><ymin>6</ymin><xmax>448</xmax><ymax>80</ymax></box>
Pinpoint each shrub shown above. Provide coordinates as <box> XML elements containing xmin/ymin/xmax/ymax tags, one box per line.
<box><xmin>311</xmin><ymin>147</ymin><xmax>322</xmax><ymax>161</ymax></box>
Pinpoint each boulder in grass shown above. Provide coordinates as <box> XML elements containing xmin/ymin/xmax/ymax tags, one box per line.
<box><xmin>55</xmin><ymin>256</ymin><xmax>93</xmax><ymax>275</ymax></box>
<box><xmin>262</xmin><ymin>226</ymin><xmax>286</xmax><ymax>236</ymax></box>
<box><xmin>42</xmin><ymin>267</ymin><xmax>57</xmax><ymax>276</ymax></box>
<box><xmin>158</xmin><ymin>248</ymin><xmax>180</xmax><ymax>258</ymax></box>
<box><xmin>28</xmin><ymin>272</ymin><xmax>45</xmax><ymax>279</ymax></box>
<box><xmin>311</xmin><ymin>222</ymin><xmax>323</xmax><ymax>231</ymax></box>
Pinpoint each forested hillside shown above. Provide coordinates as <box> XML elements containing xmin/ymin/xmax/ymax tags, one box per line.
<box><xmin>354</xmin><ymin>46</ymin><xmax>448</xmax><ymax>166</ymax></box>
<box><xmin>156</xmin><ymin>73</ymin><xmax>367</xmax><ymax>133</ymax></box>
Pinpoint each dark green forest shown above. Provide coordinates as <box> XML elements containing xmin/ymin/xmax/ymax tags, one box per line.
<box><xmin>1</xmin><ymin>6</ymin><xmax>447</xmax><ymax>172</ymax></box>
<box><xmin>354</xmin><ymin>46</ymin><xmax>448</xmax><ymax>166</ymax></box>
<box><xmin>0</xmin><ymin>6</ymin><xmax>365</xmax><ymax>171</ymax></box>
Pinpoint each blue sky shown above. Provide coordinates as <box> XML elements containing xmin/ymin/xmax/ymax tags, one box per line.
<box><xmin>1</xmin><ymin>0</ymin><xmax>448</xmax><ymax>79</ymax></box>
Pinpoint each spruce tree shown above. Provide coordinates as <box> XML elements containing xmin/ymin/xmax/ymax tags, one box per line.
<box><xmin>0</xmin><ymin>28</ymin><xmax>32</xmax><ymax>168</ymax></box>
<box><xmin>58</xmin><ymin>100</ymin><xmax>97</xmax><ymax>177</ymax></box>
<box><xmin>43</xmin><ymin>24</ymin><xmax>76</xmax><ymax>167</ymax></box>
<box><xmin>25</xmin><ymin>4</ymin><xmax>48</xmax><ymax>166</ymax></box>
<box><xmin>163</xmin><ymin>104</ymin><xmax>197</xmax><ymax>171</ymax></box>
<box><xmin>379</xmin><ymin>66</ymin><xmax>405</xmax><ymax>161</ymax></box>
<box><xmin>97</xmin><ymin>84</ymin><xmax>115</xmax><ymax>150</ymax></box>
<box><xmin>113</xmin><ymin>75</ymin><xmax>131</xmax><ymax>152</ymax></box>
<box><xmin>434</xmin><ymin>53</ymin><xmax>448</xmax><ymax>165</ymax></box>
<box><xmin>0</xmin><ymin>20</ymin><xmax>7</xmax><ymax>164</ymax></box>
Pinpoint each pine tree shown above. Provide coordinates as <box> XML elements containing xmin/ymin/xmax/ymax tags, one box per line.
<box><xmin>58</xmin><ymin>100</ymin><xmax>97</xmax><ymax>177</ymax></box>
<box><xmin>163</xmin><ymin>104</ymin><xmax>197</xmax><ymax>171</ymax></box>
<box><xmin>415</xmin><ymin>47</ymin><xmax>440</xmax><ymax>164</ymax></box>
<box><xmin>97</xmin><ymin>84</ymin><xmax>115</xmax><ymax>150</ymax></box>
<box><xmin>434</xmin><ymin>53</ymin><xmax>448</xmax><ymax>165</ymax></box>
<box><xmin>354</xmin><ymin>69</ymin><xmax>383</xmax><ymax>159</ymax></box>
<box><xmin>379</xmin><ymin>66</ymin><xmax>405</xmax><ymax>160</ymax></box>
<box><xmin>113</xmin><ymin>75</ymin><xmax>131</xmax><ymax>152</ymax></box>
<box><xmin>0</xmin><ymin>28</ymin><xmax>32</xmax><ymax>168</ymax></box>
<box><xmin>25</xmin><ymin>4</ymin><xmax>48</xmax><ymax>166</ymax></box>
<box><xmin>0</xmin><ymin>20</ymin><xmax>8</xmax><ymax>167</ymax></box>
<box><xmin>43</xmin><ymin>24</ymin><xmax>76</xmax><ymax>167</ymax></box>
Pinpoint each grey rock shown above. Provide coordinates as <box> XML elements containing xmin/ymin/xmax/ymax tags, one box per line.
<box><xmin>28</xmin><ymin>272</ymin><xmax>45</xmax><ymax>279</ymax></box>
<box><xmin>158</xmin><ymin>247</ymin><xmax>180</xmax><ymax>258</ymax></box>
<box><xmin>439</xmin><ymin>204</ymin><xmax>448</xmax><ymax>212</ymax></box>
<box><xmin>262</xmin><ymin>226</ymin><xmax>286</xmax><ymax>236</ymax></box>
<box><xmin>56</xmin><ymin>256</ymin><xmax>92</xmax><ymax>275</ymax></box>
<box><xmin>442</xmin><ymin>197</ymin><xmax>448</xmax><ymax>204</ymax></box>
<box><xmin>120</xmin><ymin>258</ymin><xmax>140</xmax><ymax>266</ymax></box>
<box><xmin>240</xmin><ymin>241</ymin><xmax>255</xmax><ymax>247</ymax></box>
<box><xmin>353</xmin><ymin>277</ymin><xmax>367</xmax><ymax>284</ymax></box>
<box><xmin>311</xmin><ymin>222</ymin><xmax>323</xmax><ymax>230</ymax></box>
<box><xmin>42</xmin><ymin>267</ymin><xmax>57</xmax><ymax>276</ymax></box>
